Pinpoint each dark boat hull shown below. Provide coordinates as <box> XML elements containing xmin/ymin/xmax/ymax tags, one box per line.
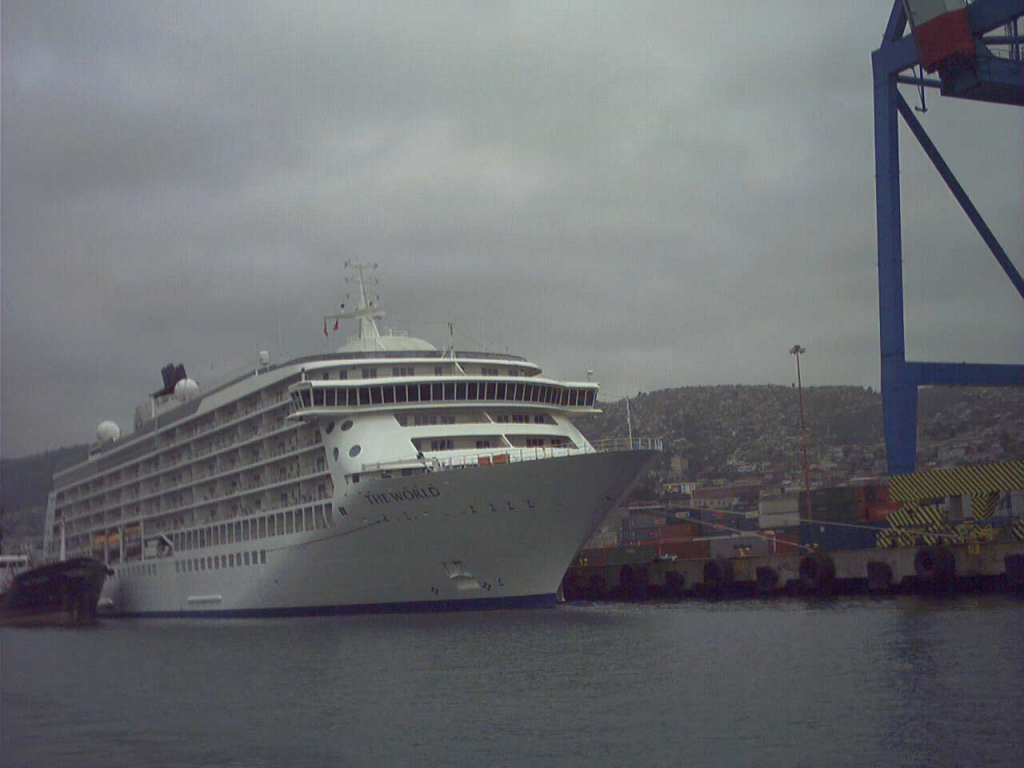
<box><xmin>0</xmin><ymin>557</ymin><xmax>111</xmax><ymax>627</ymax></box>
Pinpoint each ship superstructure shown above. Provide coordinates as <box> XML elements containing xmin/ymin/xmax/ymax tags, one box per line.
<box><xmin>46</xmin><ymin>264</ymin><xmax>660</xmax><ymax>616</ymax></box>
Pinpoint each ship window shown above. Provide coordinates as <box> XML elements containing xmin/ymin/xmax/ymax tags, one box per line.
<box><xmin>333</xmin><ymin>448</ymin><xmax>340</xmax><ymax>462</ymax></box>
<box><xmin>395</xmin><ymin>385</ymin><xmax>407</xmax><ymax>404</ymax></box>
<box><xmin>304</xmin><ymin>508</ymin><xmax>313</xmax><ymax>530</ymax></box>
<box><xmin>325</xmin><ymin>421</ymin><xmax>335</xmax><ymax>435</ymax></box>
<box><xmin>276</xmin><ymin>513</ymin><xmax>285</xmax><ymax>534</ymax></box>
<box><xmin>235</xmin><ymin>522</ymin><xmax>243</xmax><ymax>541</ymax></box>
<box><xmin>534</xmin><ymin>415</ymin><xmax>546</xmax><ymax>424</ymax></box>
<box><xmin>244</xmin><ymin>552</ymin><xmax>251</xmax><ymax>566</ymax></box>
<box><xmin>229</xmin><ymin>554</ymin><xmax>234</xmax><ymax>567</ymax></box>
<box><xmin>301</xmin><ymin>390</ymin><xmax>312</xmax><ymax>408</ymax></box>
<box><xmin>371</xmin><ymin>386</ymin><xmax>383</xmax><ymax>405</ymax></box>
<box><xmin>432</xmin><ymin>382</ymin><xmax>444</xmax><ymax>401</ymax></box>
<box><xmin>456</xmin><ymin>382</ymin><xmax>467</xmax><ymax>400</ymax></box>
<box><xmin>212</xmin><ymin>527</ymin><xmax>220</xmax><ymax>546</ymax></box>
<box><xmin>362</xmin><ymin>368</ymin><xmax>377</xmax><ymax>379</ymax></box>
<box><xmin>338</xmin><ymin>370</ymin><xmax>348</xmax><ymax>380</ymax></box>
<box><xmin>214</xmin><ymin>556</ymin><xmax>219</xmax><ymax>570</ymax></box>
<box><xmin>258</xmin><ymin>517</ymin><xmax>266</xmax><ymax>538</ymax></box>
<box><xmin>407</xmin><ymin>385</ymin><xmax>420</xmax><ymax>403</ymax></box>
<box><xmin>476</xmin><ymin>440</ymin><xmax>491</xmax><ymax>449</ymax></box>
<box><xmin>497</xmin><ymin>382</ymin><xmax>507</xmax><ymax>400</ymax></box>
<box><xmin>486</xmin><ymin>382</ymin><xmax>496</xmax><ymax>399</ymax></box>
<box><xmin>434</xmin><ymin>366</ymin><xmax>443</xmax><ymax>375</ymax></box>
<box><xmin>349</xmin><ymin>445</ymin><xmax>361</xmax><ymax>458</ymax></box>
<box><xmin>260</xmin><ymin>550</ymin><xmax>266</xmax><ymax>565</ymax></box>
<box><xmin>313</xmin><ymin>389</ymin><xmax>325</xmax><ymax>407</ymax></box>
<box><xmin>341</xmin><ymin>420</ymin><xmax>353</xmax><ymax>431</ymax></box>
<box><xmin>468</xmin><ymin>381</ymin><xmax>479</xmax><ymax>400</ymax></box>
<box><xmin>295</xmin><ymin>511</ymin><xmax>304</xmax><ymax>533</ymax></box>
<box><xmin>352</xmin><ymin>474</ymin><xmax>360</xmax><ymax>483</ymax></box>
<box><xmin>430</xmin><ymin>439</ymin><xmax>454</xmax><ymax>451</ymax></box>
<box><xmin>395</xmin><ymin>414</ymin><xmax>408</xmax><ymax>426</ymax></box>
<box><xmin>347</xmin><ymin>389</ymin><xmax>358</xmax><ymax>406</ymax></box>
<box><xmin>221</xmin><ymin>555</ymin><xmax>227</xmax><ymax>569</ymax></box>
<box><xmin>383</xmin><ymin>386</ymin><xmax>395</xmax><ymax>404</ymax></box>
<box><xmin>514</xmin><ymin>383</ymin><xmax>524</xmax><ymax>401</ymax></box>
<box><xmin>286</xmin><ymin>513</ymin><xmax>294</xmax><ymax>534</ymax></box>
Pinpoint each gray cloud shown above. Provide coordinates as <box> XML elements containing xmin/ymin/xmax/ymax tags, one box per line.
<box><xmin>2</xmin><ymin>0</ymin><xmax>1021</xmax><ymax>457</ymax></box>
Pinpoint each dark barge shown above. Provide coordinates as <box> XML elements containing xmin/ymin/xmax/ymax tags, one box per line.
<box><xmin>0</xmin><ymin>557</ymin><xmax>111</xmax><ymax>627</ymax></box>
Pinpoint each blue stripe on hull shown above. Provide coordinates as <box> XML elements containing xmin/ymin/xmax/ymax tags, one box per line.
<box><xmin>103</xmin><ymin>592</ymin><xmax>557</xmax><ymax>619</ymax></box>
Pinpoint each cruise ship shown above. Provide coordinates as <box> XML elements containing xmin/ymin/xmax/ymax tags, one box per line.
<box><xmin>45</xmin><ymin>264</ymin><xmax>661</xmax><ymax>616</ymax></box>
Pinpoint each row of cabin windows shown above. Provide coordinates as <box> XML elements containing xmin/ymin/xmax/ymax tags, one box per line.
<box><xmin>415</xmin><ymin>437</ymin><xmax>565</xmax><ymax>452</ymax></box>
<box><xmin>173</xmin><ymin>504</ymin><xmax>335</xmax><ymax>553</ymax></box>
<box><xmin>394</xmin><ymin>413</ymin><xmax>546</xmax><ymax>427</ymax></box>
<box><xmin>316</xmin><ymin>366</ymin><xmax>524</xmax><ymax>381</ymax></box>
<box><xmin>295</xmin><ymin>380</ymin><xmax>596</xmax><ymax>410</ymax></box>
<box><xmin>176</xmin><ymin>550</ymin><xmax>266</xmax><ymax>573</ymax></box>
<box><xmin>496</xmin><ymin>414</ymin><xmax>547</xmax><ymax>424</ymax></box>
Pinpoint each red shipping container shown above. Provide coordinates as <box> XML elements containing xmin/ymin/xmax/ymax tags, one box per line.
<box><xmin>772</xmin><ymin>531</ymin><xmax>801</xmax><ymax>554</ymax></box>
<box><xmin>659</xmin><ymin>540</ymin><xmax>711</xmax><ymax>560</ymax></box>
<box><xmin>867</xmin><ymin>501</ymin><xmax>901</xmax><ymax>522</ymax></box>
<box><xmin>658</xmin><ymin>523</ymin><xmax>699</xmax><ymax>541</ymax></box>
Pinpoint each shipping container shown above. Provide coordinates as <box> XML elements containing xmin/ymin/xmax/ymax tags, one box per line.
<box><xmin>798</xmin><ymin>521</ymin><xmax>888</xmax><ymax>552</ymax></box>
<box><xmin>866</xmin><ymin>501</ymin><xmax>901</xmax><ymax>522</ymax></box>
<box><xmin>658</xmin><ymin>540</ymin><xmax>712</xmax><ymax>560</ymax></box>
<box><xmin>753</xmin><ymin>529</ymin><xmax>799</xmax><ymax>553</ymax></box>
<box><xmin>759</xmin><ymin>495</ymin><xmax>800</xmax><ymax>517</ymax></box>
<box><xmin>759</xmin><ymin>511</ymin><xmax>801</xmax><ymax>529</ymax></box>
<box><xmin>598</xmin><ymin>544</ymin><xmax>657</xmax><ymax>566</ymax></box>
<box><xmin>709</xmin><ymin>535</ymin><xmax>772</xmax><ymax>559</ymax></box>
<box><xmin>656</xmin><ymin>522</ymin><xmax>700</xmax><ymax>541</ymax></box>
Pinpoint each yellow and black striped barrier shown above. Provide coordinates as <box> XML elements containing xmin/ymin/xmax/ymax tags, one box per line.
<box><xmin>890</xmin><ymin>460</ymin><xmax>1023</xmax><ymax>502</ymax></box>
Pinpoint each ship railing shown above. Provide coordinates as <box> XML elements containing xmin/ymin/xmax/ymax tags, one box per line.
<box><xmin>381</xmin><ymin>437</ymin><xmax>662</xmax><ymax>475</ymax></box>
<box><xmin>590</xmin><ymin>437</ymin><xmax>663</xmax><ymax>453</ymax></box>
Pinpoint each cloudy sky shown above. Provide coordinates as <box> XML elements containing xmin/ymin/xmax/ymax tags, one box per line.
<box><xmin>2</xmin><ymin>1</ymin><xmax>1022</xmax><ymax>458</ymax></box>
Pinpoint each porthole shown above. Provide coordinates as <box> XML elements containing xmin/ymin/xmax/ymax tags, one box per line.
<box><xmin>341</xmin><ymin>420</ymin><xmax>354</xmax><ymax>431</ymax></box>
<box><xmin>349</xmin><ymin>445</ymin><xmax>361</xmax><ymax>457</ymax></box>
<box><xmin>333</xmin><ymin>447</ymin><xmax>340</xmax><ymax>461</ymax></box>
<box><xmin>325</xmin><ymin>421</ymin><xmax>335</xmax><ymax>435</ymax></box>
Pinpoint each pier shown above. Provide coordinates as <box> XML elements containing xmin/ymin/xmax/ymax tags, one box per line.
<box><xmin>562</xmin><ymin>541</ymin><xmax>1024</xmax><ymax>600</ymax></box>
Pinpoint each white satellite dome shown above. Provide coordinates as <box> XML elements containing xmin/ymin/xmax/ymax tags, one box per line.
<box><xmin>96</xmin><ymin>420</ymin><xmax>121</xmax><ymax>443</ymax></box>
<box><xmin>174</xmin><ymin>377</ymin><xmax>200</xmax><ymax>402</ymax></box>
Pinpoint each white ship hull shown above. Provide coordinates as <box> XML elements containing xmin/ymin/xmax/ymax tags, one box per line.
<box><xmin>99</xmin><ymin>449</ymin><xmax>657</xmax><ymax>616</ymax></box>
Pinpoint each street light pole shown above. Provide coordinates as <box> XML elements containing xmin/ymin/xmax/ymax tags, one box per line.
<box><xmin>790</xmin><ymin>345</ymin><xmax>812</xmax><ymax>523</ymax></box>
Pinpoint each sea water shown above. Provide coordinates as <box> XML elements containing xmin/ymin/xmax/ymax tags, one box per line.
<box><xmin>1</xmin><ymin>596</ymin><xmax>1021</xmax><ymax>767</ymax></box>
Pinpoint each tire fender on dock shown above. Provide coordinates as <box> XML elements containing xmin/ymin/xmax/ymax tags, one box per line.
<box><xmin>799</xmin><ymin>553</ymin><xmax>835</xmax><ymax>592</ymax></box>
<box><xmin>703</xmin><ymin>558</ymin><xmax>735</xmax><ymax>591</ymax></box>
<box><xmin>914</xmin><ymin>546</ymin><xmax>955</xmax><ymax>582</ymax></box>
<box><xmin>866</xmin><ymin>561</ymin><xmax>894</xmax><ymax>592</ymax></box>
<box><xmin>755</xmin><ymin>566</ymin><xmax>780</xmax><ymax>595</ymax></box>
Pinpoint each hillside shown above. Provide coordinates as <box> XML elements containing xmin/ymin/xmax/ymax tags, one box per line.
<box><xmin>578</xmin><ymin>384</ymin><xmax>1023</xmax><ymax>481</ymax></box>
<box><xmin>1</xmin><ymin>385</ymin><xmax>1021</xmax><ymax>538</ymax></box>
